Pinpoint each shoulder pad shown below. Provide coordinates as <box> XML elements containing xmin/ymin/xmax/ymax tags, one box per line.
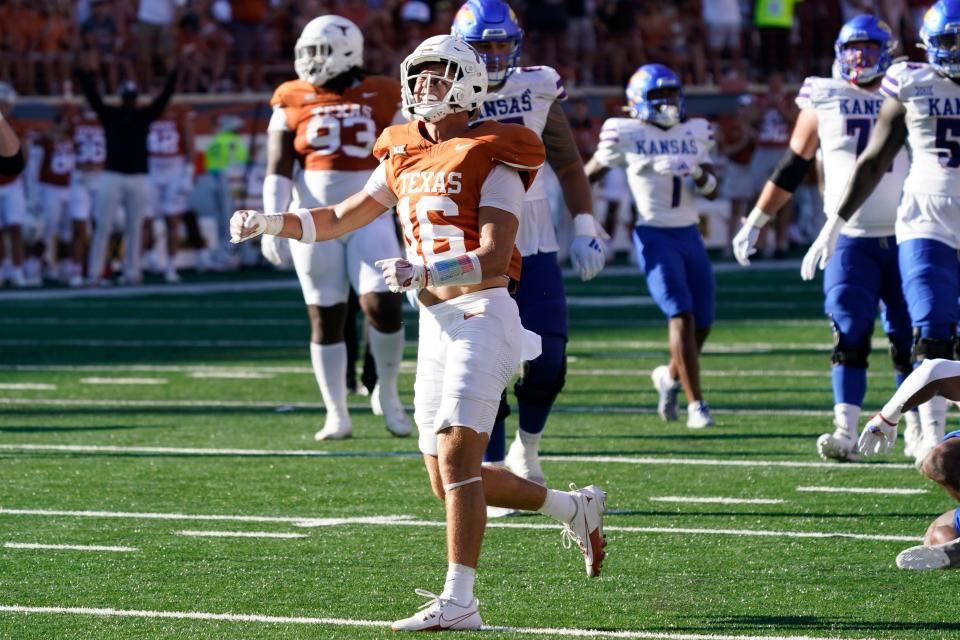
<box><xmin>270</xmin><ymin>80</ymin><xmax>314</xmax><ymax>109</ymax></box>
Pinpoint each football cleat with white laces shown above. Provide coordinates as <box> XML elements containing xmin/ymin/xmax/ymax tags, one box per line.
<box><xmin>314</xmin><ymin>414</ymin><xmax>352</xmax><ymax>441</ymax></box>
<box><xmin>371</xmin><ymin>383</ymin><xmax>411</xmax><ymax>437</ymax></box>
<box><xmin>391</xmin><ymin>590</ymin><xmax>482</xmax><ymax>632</ymax></box>
<box><xmin>686</xmin><ymin>401</ymin><xmax>714</xmax><ymax>429</ymax></box>
<box><xmin>651</xmin><ymin>365</ymin><xmax>680</xmax><ymax>422</ymax></box>
<box><xmin>816</xmin><ymin>427</ymin><xmax>859</xmax><ymax>462</ymax></box>
<box><xmin>896</xmin><ymin>539</ymin><xmax>960</xmax><ymax>570</ymax></box>
<box><xmin>561</xmin><ymin>483</ymin><xmax>607</xmax><ymax>577</ymax></box>
<box><xmin>505</xmin><ymin>438</ymin><xmax>546</xmax><ymax>486</ymax></box>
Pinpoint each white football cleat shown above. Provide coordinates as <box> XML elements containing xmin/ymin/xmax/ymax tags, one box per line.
<box><xmin>896</xmin><ymin>540</ymin><xmax>960</xmax><ymax>570</ymax></box>
<box><xmin>163</xmin><ymin>267</ymin><xmax>181</xmax><ymax>284</ymax></box>
<box><xmin>391</xmin><ymin>590</ymin><xmax>482</xmax><ymax>632</ymax></box>
<box><xmin>486</xmin><ymin>505</ymin><xmax>521</xmax><ymax>518</ymax></box>
<box><xmin>560</xmin><ymin>483</ymin><xmax>607</xmax><ymax>577</ymax></box>
<box><xmin>651</xmin><ymin>365</ymin><xmax>680</xmax><ymax>422</ymax></box>
<box><xmin>314</xmin><ymin>414</ymin><xmax>352</xmax><ymax>441</ymax></box>
<box><xmin>371</xmin><ymin>383</ymin><xmax>411</xmax><ymax>437</ymax></box>
<box><xmin>505</xmin><ymin>438</ymin><xmax>546</xmax><ymax>486</ymax></box>
<box><xmin>816</xmin><ymin>428</ymin><xmax>859</xmax><ymax>462</ymax></box>
<box><xmin>903</xmin><ymin>412</ymin><xmax>921</xmax><ymax>458</ymax></box>
<box><xmin>686</xmin><ymin>401</ymin><xmax>714</xmax><ymax>429</ymax></box>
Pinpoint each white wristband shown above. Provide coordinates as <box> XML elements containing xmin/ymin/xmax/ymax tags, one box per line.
<box><xmin>296</xmin><ymin>207</ymin><xmax>316</xmax><ymax>244</ymax></box>
<box><xmin>573</xmin><ymin>213</ymin><xmax>597</xmax><ymax>237</ymax></box>
<box><xmin>426</xmin><ymin>252</ymin><xmax>482</xmax><ymax>286</ymax></box>
<box><xmin>746</xmin><ymin>207</ymin><xmax>772</xmax><ymax>228</ymax></box>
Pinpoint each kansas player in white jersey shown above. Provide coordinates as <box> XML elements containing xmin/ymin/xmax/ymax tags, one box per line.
<box><xmin>585</xmin><ymin>64</ymin><xmax>720</xmax><ymax>428</ymax></box>
<box><xmin>452</xmin><ymin>0</ymin><xmax>605</xmax><ymax>490</ymax></box>
<box><xmin>804</xmin><ymin>0</ymin><xmax>960</xmax><ymax>466</ymax></box>
<box><xmin>732</xmin><ymin>15</ymin><xmax>917</xmax><ymax>462</ymax></box>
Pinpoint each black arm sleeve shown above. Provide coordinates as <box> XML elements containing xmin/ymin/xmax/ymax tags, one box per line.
<box><xmin>144</xmin><ymin>66</ymin><xmax>180</xmax><ymax>122</ymax></box>
<box><xmin>769</xmin><ymin>150</ymin><xmax>814</xmax><ymax>194</ymax></box>
<box><xmin>77</xmin><ymin>69</ymin><xmax>106</xmax><ymax>118</ymax></box>
<box><xmin>834</xmin><ymin>96</ymin><xmax>907</xmax><ymax>221</ymax></box>
<box><xmin>0</xmin><ymin>148</ymin><xmax>24</xmax><ymax>177</ymax></box>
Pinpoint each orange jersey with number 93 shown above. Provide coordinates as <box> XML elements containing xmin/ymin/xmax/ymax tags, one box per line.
<box><xmin>271</xmin><ymin>76</ymin><xmax>401</xmax><ymax>172</ymax></box>
<box><xmin>372</xmin><ymin>120</ymin><xmax>545</xmax><ymax>282</ymax></box>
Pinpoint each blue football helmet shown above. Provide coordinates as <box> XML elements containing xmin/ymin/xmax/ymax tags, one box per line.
<box><xmin>451</xmin><ymin>0</ymin><xmax>523</xmax><ymax>84</ymax></box>
<box><xmin>626</xmin><ymin>64</ymin><xmax>684</xmax><ymax>128</ymax></box>
<box><xmin>834</xmin><ymin>15</ymin><xmax>896</xmax><ymax>85</ymax></box>
<box><xmin>921</xmin><ymin>0</ymin><xmax>960</xmax><ymax>79</ymax></box>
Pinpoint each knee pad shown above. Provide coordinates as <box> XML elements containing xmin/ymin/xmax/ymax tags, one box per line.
<box><xmin>888</xmin><ymin>338</ymin><xmax>913</xmax><ymax>377</ymax></box>
<box><xmin>514</xmin><ymin>350</ymin><xmax>567</xmax><ymax>408</ymax></box>
<box><xmin>913</xmin><ymin>327</ymin><xmax>956</xmax><ymax>363</ymax></box>
<box><xmin>831</xmin><ymin>324</ymin><xmax>871</xmax><ymax>368</ymax></box>
<box><xmin>495</xmin><ymin>390</ymin><xmax>511</xmax><ymax>423</ymax></box>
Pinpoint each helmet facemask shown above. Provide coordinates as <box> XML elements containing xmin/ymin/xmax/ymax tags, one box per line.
<box><xmin>294</xmin><ymin>16</ymin><xmax>363</xmax><ymax>87</ymax></box>
<box><xmin>923</xmin><ymin>30</ymin><xmax>960</xmax><ymax>79</ymax></box>
<box><xmin>639</xmin><ymin>88</ymin><xmax>682</xmax><ymax>128</ymax></box>
<box><xmin>836</xmin><ymin>41</ymin><xmax>888</xmax><ymax>84</ymax></box>
<box><xmin>401</xmin><ymin>37</ymin><xmax>487</xmax><ymax>123</ymax></box>
<box><xmin>470</xmin><ymin>37</ymin><xmax>521</xmax><ymax>84</ymax></box>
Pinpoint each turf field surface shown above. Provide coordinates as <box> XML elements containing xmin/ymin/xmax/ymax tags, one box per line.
<box><xmin>0</xmin><ymin>262</ymin><xmax>957</xmax><ymax>639</ymax></box>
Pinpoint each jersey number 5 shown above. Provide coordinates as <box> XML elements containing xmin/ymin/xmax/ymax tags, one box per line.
<box><xmin>397</xmin><ymin>195</ymin><xmax>466</xmax><ymax>260</ymax></box>
<box><xmin>936</xmin><ymin>118</ymin><xmax>960</xmax><ymax>169</ymax></box>
<box><xmin>306</xmin><ymin>113</ymin><xmax>376</xmax><ymax>158</ymax></box>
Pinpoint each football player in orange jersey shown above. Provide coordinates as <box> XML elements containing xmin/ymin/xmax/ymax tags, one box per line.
<box><xmin>262</xmin><ymin>15</ymin><xmax>411</xmax><ymax>441</ymax></box>
<box><xmin>231</xmin><ymin>35</ymin><xmax>608</xmax><ymax>631</ymax></box>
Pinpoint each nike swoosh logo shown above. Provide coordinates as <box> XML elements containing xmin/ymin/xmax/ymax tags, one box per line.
<box><xmin>439</xmin><ymin>610</ymin><xmax>476</xmax><ymax>628</ymax></box>
<box><xmin>362</xmin><ymin>92</ymin><xmax>378</xmax><ymax>98</ymax></box>
<box><xmin>454</xmin><ymin>143</ymin><xmax>473</xmax><ymax>151</ymax></box>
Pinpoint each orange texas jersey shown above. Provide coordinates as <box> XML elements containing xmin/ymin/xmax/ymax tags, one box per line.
<box><xmin>148</xmin><ymin>105</ymin><xmax>195</xmax><ymax>159</ymax></box>
<box><xmin>372</xmin><ymin>119</ymin><xmax>545</xmax><ymax>282</ymax></box>
<box><xmin>72</xmin><ymin>109</ymin><xmax>106</xmax><ymax>169</ymax></box>
<box><xmin>38</xmin><ymin>136</ymin><xmax>75</xmax><ymax>187</ymax></box>
<box><xmin>271</xmin><ymin>76</ymin><xmax>401</xmax><ymax>173</ymax></box>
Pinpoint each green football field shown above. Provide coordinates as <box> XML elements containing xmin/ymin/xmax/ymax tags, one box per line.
<box><xmin>1</xmin><ymin>262</ymin><xmax>957</xmax><ymax>640</ymax></box>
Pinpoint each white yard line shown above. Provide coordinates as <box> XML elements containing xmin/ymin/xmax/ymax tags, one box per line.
<box><xmin>796</xmin><ymin>486</ymin><xmax>928</xmax><ymax>495</ymax></box>
<box><xmin>4</xmin><ymin>542</ymin><xmax>137</xmax><ymax>552</ymax></box>
<box><xmin>79</xmin><ymin>377</ymin><xmax>168</xmax><ymax>385</ymax></box>
<box><xmin>175</xmin><ymin>530</ymin><xmax>308</xmax><ymax>539</ymax></box>
<box><xmin>0</xmin><ymin>604</ymin><xmax>873</xmax><ymax>640</ymax></box>
<box><xmin>649</xmin><ymin>496</ymin><xmax>786</xmax><ymax>505</ymax></box>
<box><xmin>0</xmin><ymin>317</ymin><xmax>304</xmax><ymax>327</ymax></box>
<box><xmin>0</xmin><ymin>278</ymin><xmax>300</xmax><ymax>301</ymax></box>
<box><xmin>0</xmin><ymin>508</ymin><xmax>921</xmax><ymax>543</ymax></box>
<box><xmin>0</xmin><ymin>396</ymin><xmax>838</xmax><ymax>418</ymax></box>
<box><xmin>0</xmin><ymin>443</ymin><xmax>918</xmax><ymax>470</ymax></box>
<box><xmin>187</xmin><ymin>371</ymin><xmax>276</xmax><ymax>379</ymax></box>
<box><xmin>0</xmin><ymin>383</ymin><xmax>56</xmax><ymax>390</ymax></box>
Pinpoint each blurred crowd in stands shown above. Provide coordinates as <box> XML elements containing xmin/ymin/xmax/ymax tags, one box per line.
<box><xmin>0</xmin><ymin>0</ymin><xmax>936</xmax><ymax>95</ymax></box>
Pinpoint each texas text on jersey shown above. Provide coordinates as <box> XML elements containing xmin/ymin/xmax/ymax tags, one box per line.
<box><xmin>371</xmin><ymin>119</ymin><xmax>545</xmax><ymax>282</ymax></box>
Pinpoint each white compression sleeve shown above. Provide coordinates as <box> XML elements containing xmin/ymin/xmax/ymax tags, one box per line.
<box><xmin>881</xmin><ymin>359</ymin><xmax>960</xmax><ymax>423</ymax></box>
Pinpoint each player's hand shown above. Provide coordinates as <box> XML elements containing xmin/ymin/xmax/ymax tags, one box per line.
<box><xmin>230</xmin><ymin>210</ymin><xmax>265</xmax><ymax>244</ymax></box>
<box><xmin>800</xmin><ymin>216</ymin><xmax>844</xmax><ymax>281</ymax></box>
<box><xmin>652</xmin><ymin>156</ymin><xmax>691</xmax><ymax>177</ymax></box>
<box><xmin>731</xmin><ymin>223</ymin><xmax>760</xmax><ymax>267</ymax></box>
<box><xmin>375</xmin><ymin>258</ymin><xmax>427</xmax><ymax>293</ymax></box>
<box><xmin>858</xmin><ymin>413</ymin><xmax>898</xmax><ymax>456</ymax></box>
<box><xmin>260</xmin><ymin>234</ymin><xmax>283</xmax><ymax>266</ymax></box>
<box><xmin>569</xmin><ymin>214</ymin><xmax>605</xmax><ymax>281</ymax></box>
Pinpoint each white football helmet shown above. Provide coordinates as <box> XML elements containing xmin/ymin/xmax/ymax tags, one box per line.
<box><xmin>294</xmin><ymin>15</ymin><xmax>363</xmax><ymax>87</ymax></box>
<box><xmin>400</xmin><ymin>35</ymin><xmax>487</xmax><ymax>123</ymax></box>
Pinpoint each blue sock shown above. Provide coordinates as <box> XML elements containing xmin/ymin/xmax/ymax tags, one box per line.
<box><xmin>832</xmin><ymin>365</ymin><xmax>867</xmax><ymax>406</ymax></box>
<box><xmin>484</xmin><ymin>418</ymin><xmax>506</xmax><ymax>463</ymax></box>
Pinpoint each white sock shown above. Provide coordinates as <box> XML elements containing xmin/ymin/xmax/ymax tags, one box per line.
<box><xmin>516</xmin><ymin>429</ymin><xmax>541</xmax><ymax>452</ymax></box>
<box><xmin>918</xmin><ymin>395</ymin><xmax>948</xmax><ymax>442</ymax></box>
<box><xmin>833</xmin><ymin>403</ymin><xmax>861</xmax><ymax>441</ymax></box>
<box><xmin>309</xmin><ymin>342</ymin><xmax>349</xmax><ymax>422</ymax></box>
<box><xmin>538</xmin><ymin>488</ymin><xmax>577</xmax><ymax>523</ymax></box>
<box><xmin>440</xmin><ymin>562</ymin><xmax>475</xmax><ymax>605</ymax></box>
<box><xmin>881</xmin><ymin>359</ymin><xmax>960</xmax><ymax>422</ymax></box>
<box><xmin>367</xmin><ymin>325</ymin><xmax>404</xmax><ymax>395</ymax></box>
